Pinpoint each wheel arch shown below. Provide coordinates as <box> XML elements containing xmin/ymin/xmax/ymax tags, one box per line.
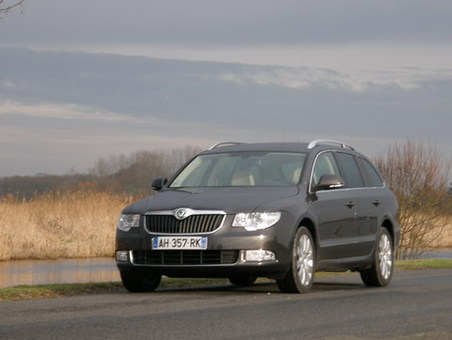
<box><xmin>381</xmin><ymin>218</ymin><xmax>395</xmax><ymax>243</ymax></box>
<box><xmin>299</xmin><ymin>217</ymin><xmax>317</xmax><ymax>246</ymax></box>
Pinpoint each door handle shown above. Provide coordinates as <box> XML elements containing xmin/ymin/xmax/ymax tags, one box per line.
<box><xmin>372</xmin><ymin>200</ymin><xmax>381</xmax><ymax>207</ymax></box>
<box><xmin>346</xmin><ymin>201</ymin><xmax>355</xmax><ymax>209</ymax></box>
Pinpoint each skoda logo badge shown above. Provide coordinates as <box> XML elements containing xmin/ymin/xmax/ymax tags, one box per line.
<box><xmin>175</xmin><ymin>208</ymin><xmax>187</xmax><ymax>220</ymax></box>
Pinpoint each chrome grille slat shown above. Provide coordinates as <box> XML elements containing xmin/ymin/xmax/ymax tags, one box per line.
<box><xmin>199</xmin><ymin>215</ymin><xmax>205</xmax><ymax>233</ymax></box>
<box><xmin>145</xmin><ymin>212</ymin><xmax>225</xmax><ymax>234</ymax></box>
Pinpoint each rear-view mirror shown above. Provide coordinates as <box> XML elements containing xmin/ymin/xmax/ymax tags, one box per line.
<box><xmin>315</xmin><ymin>174</ymin><xmax>345</xmax><ymax>191</ymax></box>
<box><xmin>151</xmin><ymin>176</ymin><xmax>168</xmax><ymax>191</ymax></box>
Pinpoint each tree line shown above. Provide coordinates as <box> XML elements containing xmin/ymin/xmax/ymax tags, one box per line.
<box><xmin>0</xmin><ymin>147</ymin><xmax>201</xmax><ymax>199</ymax></box>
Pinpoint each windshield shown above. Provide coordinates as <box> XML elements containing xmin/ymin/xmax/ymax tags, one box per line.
<box><xmin>170</xmin><ymin>152</ymin><xmax>306</xmax><ymax>188</ymax></box>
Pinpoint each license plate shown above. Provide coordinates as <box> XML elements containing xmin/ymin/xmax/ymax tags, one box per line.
<box><xmin>152</xmin><ymin>236</ymin><xmax>208</xmax><ymax>250</ymax></box>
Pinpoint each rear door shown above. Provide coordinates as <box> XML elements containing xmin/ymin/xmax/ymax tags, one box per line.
<box><xmin>334</xmin><ymin>152</ymin><xmax>381</xmax><ymax>257</ymax></box>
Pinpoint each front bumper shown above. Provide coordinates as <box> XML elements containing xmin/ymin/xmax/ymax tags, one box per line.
<box><xmin>115</xmin><ymin>219</ymin><xmax>294</xmax><ymax>279</ymax></box>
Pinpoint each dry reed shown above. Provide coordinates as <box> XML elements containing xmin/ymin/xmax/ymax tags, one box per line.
<box><xmin>0</xmin><ymin>191</ymin><xmax>136</xmax><ymax>260</ymax></box>
<box><xmin>429</xmin><ymin>215</ymin><xmax>452</xmax><ymax>249</ymax></box>
<box><xmin>0</xmin><ymin>191</ymin><xmax>451</xmax><ymax>261</ymax></box>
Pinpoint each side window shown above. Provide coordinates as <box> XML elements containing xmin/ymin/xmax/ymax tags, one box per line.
<box><xmin>358</xmin><ymin>158</ymin><xmax>384</xmax><ymax>187</ymax></box>
<box><xmin>335</xmin><ymin>152</ymin><xmax>364</xmax><ymax>188</ymax></box>
<box><xmin>312</xmin><ymin>152</ymin><xmax>341</xmax><ymax>188</ymax></box>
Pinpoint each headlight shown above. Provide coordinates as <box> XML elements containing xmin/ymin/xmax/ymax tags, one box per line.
<box><xmin>117</xmin><ymin>214</ymin><xmax>140</xmax><ymax>232</ymax></box>
<box><xmin>232</xmin><ymin>212</ymin><xmax>281</xmax><ymax>231</ymax></box>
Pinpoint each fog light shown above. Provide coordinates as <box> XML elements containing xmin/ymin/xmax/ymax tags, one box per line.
<box><xmin>245</xmin><ymin>250</ymin><xmax>276</xmax><ymax>262</ymax></box>
<box><xmin>116</xmin><ymin>250</ymin><xmax>129</xmax><ymax>262</ymax></box>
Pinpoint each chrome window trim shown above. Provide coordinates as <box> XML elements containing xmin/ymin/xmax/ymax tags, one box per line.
<box><xmin>308</xmin><ymin>150</ymin><xmax>341</xmax><ymax>193</ymax></box>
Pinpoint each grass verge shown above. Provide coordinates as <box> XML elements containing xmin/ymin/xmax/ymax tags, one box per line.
<box><xmin>395</xmin><ymin>259</ymin><xmax>452</xmax><ymax>270</ymax></box>
<box><xmin>1</xmin><ymin>259</ymin><xmax>451</xmax><ymax>302</ymax></box>
<box><xmin>0</xmin><ymin>278</ymin><xmax>229</xmax><ymax>302</ymax></box>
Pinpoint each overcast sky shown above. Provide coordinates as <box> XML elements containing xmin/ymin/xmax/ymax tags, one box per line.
<box><xmin>1</xmin><ymin>0</ymin><xmax>451</xmax><ymax>177</ymax></box>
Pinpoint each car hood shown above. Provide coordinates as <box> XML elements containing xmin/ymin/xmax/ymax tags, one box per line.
<box><xmin>124</xmin><ymin>187</ymin><xmax>300</xmax><ymax>214</ymax></box>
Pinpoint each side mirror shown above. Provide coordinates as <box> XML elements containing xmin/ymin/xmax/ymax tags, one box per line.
<box><xmin>315</xmin><ymin>174</ymin><xmax>345</xmax><ymax>191</ymax></box>
<box><xmin>151</xmin><ymin>176</ymin><xmax>168</xmax><ymax>191</ymax></box>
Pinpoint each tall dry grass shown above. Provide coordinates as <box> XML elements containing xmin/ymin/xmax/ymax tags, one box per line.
<box><xmin>429</xmin><ymin>215</ymin><xmax>452</xmax><ymax>249</ymax></box>
<box><xmin>0</xmin><ymin>191</ymin><xmax>136</xmax><ymax>260</ymax></box>
<box><xmin>1</xmin><ymin>190</ymin><xmax>451</xmax><ymax>261</ymax></box>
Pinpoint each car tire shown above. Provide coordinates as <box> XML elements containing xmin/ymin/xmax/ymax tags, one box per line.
<box><xmin>120</xmin><ymin>271</ymin><xmax>162</xmax><ymax>292</ymax></box>
<box><xmin>277</xmin><ymin>227</ymin><xmax>315</xmax><ymax>293</ymax></box>
<box><xmin>228</xmin><ymin>274</ymin><xmax>257</xmax><ymax>286</ymax></box>
<box><xmin>360</xmin><ymin>227</ymin><xmax>394</xmax><ymax>287</ymax></box>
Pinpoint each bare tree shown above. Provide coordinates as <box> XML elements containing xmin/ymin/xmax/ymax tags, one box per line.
<box><xmin>0</xmin><ymin>0</ymin><xmax>24</xmax><ymax>15</ymax></box>
<box><xmin>374</xmin><ymin>140</ymin><xmax>450</xmax><ymax>259</ymax></box>
<box><xmin>89</xmin><ymin>147</ymin><xmax>202</xmax><ymax>195</ymax></box>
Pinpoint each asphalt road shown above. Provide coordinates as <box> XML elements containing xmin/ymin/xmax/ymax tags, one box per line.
<box><xmin>1</xmin><ymin>269</ymin><xmax>451</xmax><ymax>340</ymax></box>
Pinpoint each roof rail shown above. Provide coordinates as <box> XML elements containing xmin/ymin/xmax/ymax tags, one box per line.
<box><xmin>208</xmin><ymin>142</ymin><xmax>243</xmax><ymax>150</ymax></box>
<box><xmin>307</xmin><ymin>139</ymin><xmax>355</xmax><ymax>150</ymax></box>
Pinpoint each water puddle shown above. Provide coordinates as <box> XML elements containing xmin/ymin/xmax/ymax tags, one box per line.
<box><xmin>0</xmin><ymin>250</ymin><xmax>450</xmax><ymax>288</ymax></box>
<box><xmin>418</xmin><ymin>250</ymin><xmax>452</xmax><ymax>259</ymax></box>
<box><xmin>0</xmin><ymin>258</ymin><xmax>119</xmax><ymax>288</ymax></box>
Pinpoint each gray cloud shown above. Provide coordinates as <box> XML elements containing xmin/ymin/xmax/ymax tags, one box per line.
<box><xmin>3</xmin><ymin>47</ymin><xmax>451</xmax><ymax>129</ymax></box>
<box><xmin>1</xmin><ymin>0</ymin><xmax>452</xmax><ymax>46</ymax></box>
<box><xmin>1</xmin><ymin>47</ymin><xmax>451</xmax><ymax>176</ymax></box>
<box><xmin>2</xmin><ymin>0</ymin><xmax>452</xmax><ymax>178</ymax></box>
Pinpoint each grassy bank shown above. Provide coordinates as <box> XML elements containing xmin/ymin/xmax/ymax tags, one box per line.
<box><xmin>1</xmin><ymin>260</ymin><xmax>451</xmax><ymax>301</ymax></box>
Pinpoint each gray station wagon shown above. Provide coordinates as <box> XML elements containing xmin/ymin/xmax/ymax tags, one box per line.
<box><xmin>116</xmin><ymin>140</ymin><xmax>399</xmax><ymax>293</ymax></box>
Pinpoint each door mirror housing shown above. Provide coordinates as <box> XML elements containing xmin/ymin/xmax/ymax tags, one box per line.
<box><xmin>315</xmin><ymin>174</ymin><xmax>345</xmax><ymax>191</ymax></box>
<box><xmin>151</xmin><ymin>176</ymin><xmax>168</xmax><ymax>191</ymax></box>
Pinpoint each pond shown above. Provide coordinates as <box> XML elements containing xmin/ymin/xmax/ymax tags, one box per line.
<box><xmin>0</xmin><ymin>258</ymin><xmax>119</xmax><ymax>288</ymax></box>
<box><xmin>0</xmin><ymin>250</ymin><xmax>451</xmax><ymax>288</ymax></box>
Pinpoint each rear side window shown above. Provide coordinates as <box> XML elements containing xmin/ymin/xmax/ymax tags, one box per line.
<box><xmin>334</xmin><ymin>152</ymin><xmax>363</xmax><ymax>188</ymax></box>
<box><xmin>357</xmin><ymin>158</ymin><xmax>384</xmax><ymax>187</ymax></box>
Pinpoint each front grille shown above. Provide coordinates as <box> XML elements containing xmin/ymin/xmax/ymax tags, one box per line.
<box><xmin>145</xmin><ymin>214</ymin><xmax>224</xmax><ymax>234</ymax></box>
<box><xmin>132</xmin><ymin>250</ymin><xmax>239</xmax><ymax>265</ymax></box>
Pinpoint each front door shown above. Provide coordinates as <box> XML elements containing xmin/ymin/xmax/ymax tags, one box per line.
<box><xmin>309</xmin><ymin>152</ymin><xmax>357</xmax><ymax>260</ymax></box>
